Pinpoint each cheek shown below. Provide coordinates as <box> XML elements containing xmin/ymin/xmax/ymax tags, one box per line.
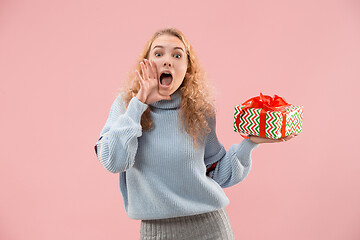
<box><xmin>175</xmin><ymin>61</ymin><xmax>187</xmax><ymax>71</ymax></box>
<box><xmin>179</xmin><ymin>64</ymin><xmax>188</xmax><ymax>75</ymax></box>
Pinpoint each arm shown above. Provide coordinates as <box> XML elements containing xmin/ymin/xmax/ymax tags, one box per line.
<box><xmin>204</xmin><ymin>115</ymin><xmax>260</xmax><ymax>188</ymax></box>
<box><xmin>94</xmin><ymin>94</ymin><xmax>148</xmax><ymax>173</ymax></box>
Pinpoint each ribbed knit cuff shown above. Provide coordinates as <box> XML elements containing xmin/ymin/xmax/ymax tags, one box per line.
<box><xmin>236</xmin><ymin>138</ymin><xmax>260</xmax><ymax>166</ymax></box>
<box><xmin>205</xmin><ymin>147</ymin><xmax>227</xmax><ymax>165</ymax></box>
<box><xmin>125</xmin><ymin>97</ymin><xmax>148</xmax><ymax>124</ymax></box>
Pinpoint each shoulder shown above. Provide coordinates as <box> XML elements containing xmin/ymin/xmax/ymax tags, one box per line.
<box><xmin>109</xmin><ymin>92</ymin><xmax>127</xmax><ymax>114</ymax></box>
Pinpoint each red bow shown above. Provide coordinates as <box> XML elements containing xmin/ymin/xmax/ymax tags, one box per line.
<box><xmin>241</xmin><ymin>93</ymin><xmax>290</xmax><ymax>112</ymax></box>
<box><xmin>236</xmin><ymin>93</ymin><xmax>291</xmax><ymax>139</ymax></box>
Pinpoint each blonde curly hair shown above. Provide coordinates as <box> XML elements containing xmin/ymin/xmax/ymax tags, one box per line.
<box><xmin>117</xmin><ymin>27</ymin><xmax>216</xmax><ymax>147</ymax></box>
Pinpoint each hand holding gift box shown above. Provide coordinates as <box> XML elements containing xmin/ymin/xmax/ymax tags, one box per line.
<box><xmin>234</xmin><ymin>93</ymin><xmax>303</xmax><ymax>142</ymax></box>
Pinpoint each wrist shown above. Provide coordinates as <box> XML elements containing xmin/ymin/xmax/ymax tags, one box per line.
<box><xmin>136</xmin><ymin>92</ymin><xmax>147</xmax><ymax>104</ymax></box>
<box><xmin>248</xmin><ymin>135</ymin><xmax>258</xmax><ymax>144</ymax></box>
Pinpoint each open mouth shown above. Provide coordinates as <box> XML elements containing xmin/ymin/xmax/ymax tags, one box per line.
<box><xmin>159</xmin><ymin>73</ymin><xmax>173</xmax><ymax>86</ymax></box>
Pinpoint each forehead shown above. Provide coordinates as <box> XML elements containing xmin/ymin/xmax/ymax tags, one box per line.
<box><xmin>151</xmin><ymin>34</ymin><xmax>185</xmax><ymax>50</ymax></box>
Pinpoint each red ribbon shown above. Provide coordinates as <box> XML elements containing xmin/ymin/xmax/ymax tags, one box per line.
<box><xmin>235</xmin><ymin>93</ymin><xmax>291</xmax><ymax>139</ymax></box>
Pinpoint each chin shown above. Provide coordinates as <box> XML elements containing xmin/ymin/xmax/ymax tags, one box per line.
<box><xmin>158</xmin><ymin>88</ymin><xmax>172</xmax><ymax>96</ymax></box>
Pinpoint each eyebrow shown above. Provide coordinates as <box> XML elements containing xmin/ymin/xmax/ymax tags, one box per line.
<box><xmin>152</xmin><ymin>45</ymin><xmax>184</xmax><ymax>52</ymax></box>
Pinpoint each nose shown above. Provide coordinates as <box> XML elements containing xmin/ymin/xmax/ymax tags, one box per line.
<box><xmin>163</xmin><ymin>61</ymin><xmax>171</xmax><ymax>67</ymax></box>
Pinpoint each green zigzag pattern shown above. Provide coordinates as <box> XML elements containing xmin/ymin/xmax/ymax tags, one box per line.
<box><xmin>266</xmin><ymin>111</ymin><xmax>282</xmax><ymax>138</ymax></box>
<box><xmin>233</xmin><ymin>105</ymin><xmax>243</xmax><ymax>132</ymax></box>
<box><xmin>234</xmin><ymin>105</ymin><xmax>303</xmax><ymax>138</ymax></box>
<box><xmin>239</xmin><ymin>108</ymin><xmax>260</xmax><ymax>135</ymax></box>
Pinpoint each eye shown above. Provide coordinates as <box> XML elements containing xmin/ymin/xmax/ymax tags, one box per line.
<box><xmin>155</xmin><ymin>52</ymin><xmax>161</xmax><ymax>57</ymax></box>
<box><xmin>174</xmin><ymin>54</ymin><xmax>181</xmax><ymax>58</ymax></box>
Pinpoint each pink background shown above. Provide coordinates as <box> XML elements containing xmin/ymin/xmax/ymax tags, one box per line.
<box><xmin>1</xmin><ymin>0</ymin><xmax>359</xmax><ymax>239</ymax></box>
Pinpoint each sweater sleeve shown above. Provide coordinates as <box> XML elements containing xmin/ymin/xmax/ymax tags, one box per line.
<box><xmin>204</xmin><ymin>115</ymin><xmax>260</xmax><ymax>188</ymax></box>
<box><xmin>94</xmin><ymin>95</ymin><xmax>148</xmax><ymax>173</ymax></box>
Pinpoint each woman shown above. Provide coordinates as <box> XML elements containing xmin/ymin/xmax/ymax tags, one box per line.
<box><xmin>94</xmin><ymin>27</ymin><xmax>296</xmax><ymax>240</ymax></box>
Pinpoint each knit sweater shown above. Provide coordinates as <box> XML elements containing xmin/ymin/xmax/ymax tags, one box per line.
<box><xmin>94</xmin><ymin>89</ymin><xmax>260</xmax><ymax>220</ymax></box>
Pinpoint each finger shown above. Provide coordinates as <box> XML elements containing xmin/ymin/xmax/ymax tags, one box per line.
<box><xmin>142</xmin><ymin>60</ymin><xmax>149</xmax><ymax>80</ymax></box>
<box><xmin>135</xmin><ymin>70</ymin><xmax>144</xmax><ymax>86</ymax></box>
<box><xmin>150</xmin><ymin>60</ymin><xmax>158</xmax><ymax>80</ymax></box>
<box><xmin>287</xmin><ymin>133</ymin><xmax>296</xmax><ymax>139</ymax></box>
<box><xmin>270</xmin><ymin>137</ymin><xmax>285</xmax><ymax>142</ymax></box>
<box><xmin>140</xmin><ymin>62</ymin><xmax>146</xmax><ymax>80</ymax></box>
<box><xmin>145</xmin><ymin>59</ymin><xmax>153</xmax><ymax>79</ymax></box>
<box><xmin>282</xmin><ymin>134</ymin><xmax>295</xmax><ymax>142</ymax></box>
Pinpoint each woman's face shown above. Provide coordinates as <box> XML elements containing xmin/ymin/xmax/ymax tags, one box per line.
<box><xmin>148</xmin><ymin>34</ymin><xmax>188</xmax><ymax>96</ymax></box>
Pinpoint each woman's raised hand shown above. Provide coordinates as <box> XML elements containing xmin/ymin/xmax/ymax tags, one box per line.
<box><xmin>135</xmin><ymin>59</ymin><xmax>171</xmax><ymax>105</ymax></box>
<box><xmin>248</xmin><ymin>133</ymin><xmax>298</xmax><ymax>144</ymax></box>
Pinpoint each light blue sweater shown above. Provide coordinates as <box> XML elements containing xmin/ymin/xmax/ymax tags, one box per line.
<box><xmin>94</xmin><ymin>89</ymin><xmax>260</xmax><ymax>220</ymax></box>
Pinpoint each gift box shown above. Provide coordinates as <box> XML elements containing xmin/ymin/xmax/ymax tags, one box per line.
<box><xmin>234</xmin><ymin>93</ymin><xmax>303</xmax><ymax>139</ymax></box>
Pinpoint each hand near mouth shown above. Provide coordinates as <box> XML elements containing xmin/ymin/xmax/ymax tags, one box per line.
<box><xmin>135</xmin><ymin>59</ymin><xmax>171</xmax><ymax>105</ymax></box>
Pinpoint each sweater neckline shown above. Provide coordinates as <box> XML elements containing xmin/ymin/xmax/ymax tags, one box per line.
<box><xmin>150</xmin><ymin>89</ymin><xmax>182</xmax><ymax>110</ymax></box>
